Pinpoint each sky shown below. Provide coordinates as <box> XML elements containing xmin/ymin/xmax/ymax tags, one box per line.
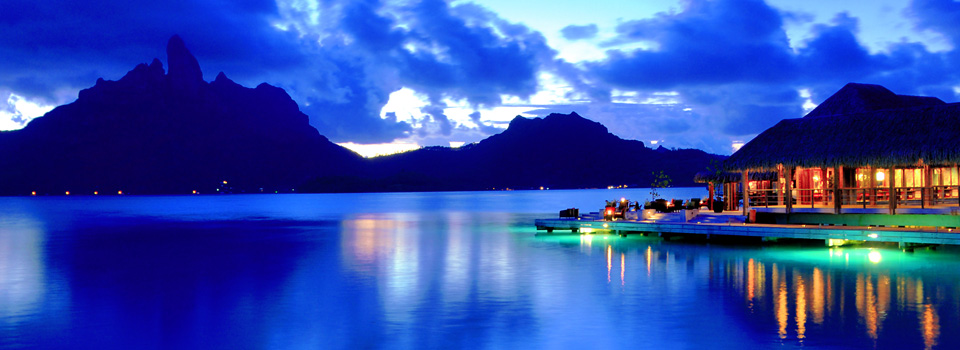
<box><xmin>2</xmin><ymin>0</ymin><xmax>960</xmax><ymax>156</ymax></box>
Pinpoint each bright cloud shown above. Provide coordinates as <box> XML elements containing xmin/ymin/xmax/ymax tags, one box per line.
<box><xmin>0</xmin><ymin>93</ymin><xmax>54</xmax><ymax>131</ymax></box>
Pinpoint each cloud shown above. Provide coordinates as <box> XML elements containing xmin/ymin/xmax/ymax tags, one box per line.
<box><xmin>909</xmin><ymin>0</ymin><xmax>960</xmax><ymax>46</ymax></box>
<box><xmin>468</xmin><ymin>111</ymin><xmax>503</xmax><ymax>134</ymax></box>
<box><xmin>560</xmin><ymin>24</ymin><xmax>599</xmax><ymax>41</ymax></box>
<box><xmin>0</xmin><ymin>0</ymin><xmax>562</xmax><ymax>144</ymax></box>
<box><xmin>588</xmin><ymin>0</ymin><xmax>796</xmax><ymax>90</ymax></box>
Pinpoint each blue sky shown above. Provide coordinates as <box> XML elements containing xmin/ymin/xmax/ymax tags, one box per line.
<box><xmin>2</xmin><ymin>0</ymin><xmax>959</xmax><ymax>156</ymax></box>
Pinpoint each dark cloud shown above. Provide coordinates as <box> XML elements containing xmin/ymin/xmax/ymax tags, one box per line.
<box><xmin>909</xmin><ymin>0</ymin><xmax>960</xmax><ymax>46</ymax></box>
<box><xmin>589</xmin><ymin>0</ymin><xmax>796</xmax><ymax>90</ymax></box>
<box><xmin>560</xmin><ymin>24</ymin><xmax>599</xmax><ymax>41</ymax></box>
<box><xmin>796</xmin><ymin>14</ymin><xmax>875</xmax><ymax>80</ymax></box>
<box><xmin>468</xmin><ymin>111</ymin><xmax>503</xmax><ymax>134</ymax></box>
<box><xmin>422</xmin><ymin>104</ymin><xmax>453</xmax><ymax>136</ymax></box>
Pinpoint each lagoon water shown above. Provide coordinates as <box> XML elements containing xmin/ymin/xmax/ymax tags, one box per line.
<box><xmin>1</xmin><ymin>188</ymin><xmax>959</xmax><ymax>349</ymax></box>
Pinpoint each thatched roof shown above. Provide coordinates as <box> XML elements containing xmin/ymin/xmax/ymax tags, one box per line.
<box><xmin>726</xmin><ymin>83</ymin><xmax>960</xmax><ymax>170</ymax></box>
<box><xmin>694</xmin><ymin>170</ymin><xmax>778</xmax><ymax>183</ymax></box>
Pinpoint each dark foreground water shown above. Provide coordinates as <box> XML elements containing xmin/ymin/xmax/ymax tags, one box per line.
<box><xmin>1</xmin><ymin>188</ymin><xmax>959</xmax><ymax>349</ymax></box>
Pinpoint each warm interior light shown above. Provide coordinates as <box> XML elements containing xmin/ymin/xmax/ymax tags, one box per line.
<box><xmin>65</xmin><ymin>191</ymin><xmax>70</xmax><ymax>195</ymax></box>
<box><xmin>93</xmin><ymin>191</ymin><xmax>98</xmax><ymax>195</ymax></box>
<box><xmin>876</xmin><ymin>171</ymin><xmax>885</xmax><ymax>182</ymax></box>
<box><xmin>30</xmin><ymin>191</ymin><xmax>36</xmax><ymax>196</ymax></box>
<box><xmin>118</xmin><ymin>190</ymin><xmax>123</xmax><ymax>195</ymax></box>
<box><xmin>813</xmin><ymin>175</ymin><xmax>820</xmax><ymax>182</ymax></box>
<box><xmin>192</xmin><ymin>190</ymin><xmax>198</xmax><ymax>194</ymax></box>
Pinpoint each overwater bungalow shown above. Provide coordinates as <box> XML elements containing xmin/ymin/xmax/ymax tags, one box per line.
<box><xmin>724</xmin><ymin>83</ymin><xmax>960</xmax><ymax>226</ymax></box>
<box><xmin>536</xmin><ymin>83</ymin><xmax>960</xmax><ymax>246</ymax></box>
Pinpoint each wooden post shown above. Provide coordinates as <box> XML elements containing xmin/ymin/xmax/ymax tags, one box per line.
<box><xmin>707</xmin><ymin>183</ymin><xmax>714</xmax><ymax>210</ymax></box>
<box><xmin>889</xmin><ymin>167</ymin><xmax>897</xmax><ymax>215</ymax></box>
<box><xmin>924</xmin><ymin>166</ymin><xmax>932</xmax><ymax>207</ymax></box>
<box><xmin>777</xmin><ymin>164</ymin><xmax>784</xmax><ymax>208</ymax></box>
<box><xmin>833</xmin><ymin>165</ymin><xmax>841</xmax><ymax>214</ymax></box>
<box><xmin>869</xmin><ymin>168</ymin><xmax>877</xmax><ymax>206</ymax></box>
<box><xmin>820</xmin><ymin>167</ymin><xmax>828</xmax><ymax>206</ymax></box>
<box><xmin>742</xmin><ymin>170</ymin><xmax>750</xmax><ymax>216</ymax></box>
<box><xmin>785</xmin><ymin>166</ymin><xmax>793</xmax><ymax>214</ymax></box>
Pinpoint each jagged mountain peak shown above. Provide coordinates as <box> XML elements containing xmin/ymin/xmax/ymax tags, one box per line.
<box><xmin>166</xmin><ymin>35</ymin><xmax>203</xmax><ymax>86</ymax></box>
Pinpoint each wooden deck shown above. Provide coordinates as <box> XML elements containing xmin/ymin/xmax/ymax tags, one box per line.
<box><xmin>534</xmin><ymin>212</ymin><xmax>960</xmax><ymax>247</ymax></box>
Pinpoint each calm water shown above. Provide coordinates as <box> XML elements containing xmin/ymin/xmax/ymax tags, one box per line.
<box><xmin>1</xmin><ymin>188</ymin><xmax>958</xmax><ymax>349</ymax></box>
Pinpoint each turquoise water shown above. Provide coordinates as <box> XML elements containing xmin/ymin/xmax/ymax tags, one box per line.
<box><xmin>1</xmin><ymin>188</ymin><xmax>958</xmax><ymax>349</ymax></box>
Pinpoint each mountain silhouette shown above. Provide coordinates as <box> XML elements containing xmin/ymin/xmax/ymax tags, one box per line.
<box><xmin>0</xmin><ymin>36</ymin><xmax>723</xmax><ymax>195</ymax></box>
<box><xmin>0</xmin><ymin>35</ymin><xmax>362</xmax><ymax>195</ymax></box>
<box><xmin>304</xmin><ymin>112</ymin><xmax>724</xmax><ymax>192</ymax></box>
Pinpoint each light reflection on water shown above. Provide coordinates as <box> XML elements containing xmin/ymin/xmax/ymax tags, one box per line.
<box><xmin>0</xmin><ymin>190</ymin><xmax>959</xmax><ymax>349</ymax></box>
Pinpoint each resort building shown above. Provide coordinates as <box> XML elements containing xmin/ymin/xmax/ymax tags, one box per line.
<box><xmin>724</xmin><ymin>83</ymin><xmax>960</xmax><ymax>224</ymax></box>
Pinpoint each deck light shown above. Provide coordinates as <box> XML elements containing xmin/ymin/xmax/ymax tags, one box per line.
<box><xmin>868</xmin><ymin>250</ymin><xmax>882</xmax><ymax>264</ymax></box>
<box><xmin>118</xmin><ymin>190</ymin><xmax>122</xmax><ymax>195</ymax></box>
<box><xmin>65</xmin><ymin>191</ymin><xmax>70</xmax><ymax>195</ymax></box>
<box><xmin>30</xmin><ymin>191</ymin><xmax>36</xmax><ymax>196</ymax></box>
<box><xmin>93</xmin><ymin>191</ymin><xmax>98</xmax><ymax>195</ymax></box>
<box><xmin>603</xmin><ymin>223</ymin><xmax>609</xmax><ymax>228</ymax></box>
<box><xmin>192</xmin><ymin>190</ymin><xmax>198</xmax><ymax>194</ymax></box>
<box><xmin>868</xmin><ymin>233</ymin><xmax>878</xmax><ymax>239</ymax></box>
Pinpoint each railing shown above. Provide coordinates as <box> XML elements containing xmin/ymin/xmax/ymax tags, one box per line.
<box><xmin>744</xmin><ymin>186</ymin><xmax>960</xmax><ymax>209</ymax></box>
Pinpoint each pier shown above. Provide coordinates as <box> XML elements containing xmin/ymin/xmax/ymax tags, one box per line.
<box><xmin>535</xmin><ymin>211</ymin><xmax>960</xmax><ymax>248</ymax></box>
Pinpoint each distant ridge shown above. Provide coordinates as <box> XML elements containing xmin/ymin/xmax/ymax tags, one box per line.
<box><xmin>805</xmin><ymin>83</ymin><xmax>944</xmax><ymax>118</ymax></box>
<box><xmin>0</xmin><ymin>35</ymin><xmax>362</xmax><ymax>195</ymax></box>
<box><xmin>305</xmin><ymin>112</ymin><xmax>725</xmax><ymax>192</ymax></box>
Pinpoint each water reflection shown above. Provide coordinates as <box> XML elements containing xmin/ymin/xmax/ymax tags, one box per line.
<box><xmin>5</xmin><ymin>190</ymin><xmax>960</xmax><ymax>349</ymax></box>
<box><xmin>532</xmin><ymin>233</ymin><xmax>960</xmax><ymax>348</ymax></box>
<box><xmin>0</xmin><ymin>216</ymin><xmax>50</xmax><ymax>326</ymax></box>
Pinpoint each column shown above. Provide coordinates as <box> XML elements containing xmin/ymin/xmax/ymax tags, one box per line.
<box><xmin>889</xmin><ymin>167</ymin><xmax>897</xmax><ymax>215</ymax></box>
<box><xmin>785</xmin><ymin>166</ymin><xmax>794</xmax><ymax>214</ymax></box>
<box><xmin>833</xmin><ymin>165</ymin><xmax>841</xmax><ymax>214</ymax></box>
<box><xmin>742</xmin><ymin>170</ymin><xmax>750</xmax><ymax>216</ymax></box>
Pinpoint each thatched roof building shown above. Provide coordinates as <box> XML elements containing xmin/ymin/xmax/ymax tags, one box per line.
<box><xmin>726</xmin><ymin>83</ymin><xmax>956</xmax><ymax>170</ymax></box>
